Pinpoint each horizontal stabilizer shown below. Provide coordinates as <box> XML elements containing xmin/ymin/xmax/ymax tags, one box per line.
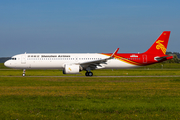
<box><xmin>155</xmin><ymin>55</ymin><xmax>173</xmax><ymax>61</ymax></box>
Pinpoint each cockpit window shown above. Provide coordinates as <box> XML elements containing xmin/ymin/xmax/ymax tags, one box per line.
<box><xmin>11</xmin><ymin>57</ymin><xmax>17</xmax><ymax>60</ymax></box>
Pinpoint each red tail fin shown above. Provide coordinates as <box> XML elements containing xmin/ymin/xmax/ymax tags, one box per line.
<box><xmin>145</xmin><ymin>31</ymin><xmax>171</xmax><ymax>55</ymax></box>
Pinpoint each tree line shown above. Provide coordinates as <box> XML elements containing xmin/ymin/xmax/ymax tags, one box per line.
<box><xmin>0</xmin><ymin>57</ymin><xmax>10</xmax><ymax>63</ymax></box>
<box><xmin>165</xmin><ymin>52</ymin><xmax>180</xmax><ymax>63</ymax></box>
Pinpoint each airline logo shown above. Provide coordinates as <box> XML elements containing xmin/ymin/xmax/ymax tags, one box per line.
<box><xmin>130</xmin><ymin>55</ymin><xmax>138</xmax><ymax>57</ymax></box>
<box><xmin>156</xmin><ymin>40</ymin><xmax>166</xmax><ymax>55</ymax></box>
<box><xmin>69</xmin><ymin>67</ymin><xmax>72</xmax><ymax>71</ymax></box>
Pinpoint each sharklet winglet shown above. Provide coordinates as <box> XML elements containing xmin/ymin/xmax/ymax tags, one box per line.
<box><xmin>111</xmin><ymin>48</ymin><xmax>119</xmax><ymax>58</ymax></box>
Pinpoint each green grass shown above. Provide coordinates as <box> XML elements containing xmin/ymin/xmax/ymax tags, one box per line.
<box><xmin>1</xmin><ymin>69</ymin><xmax>180</xmax><ymax>76</ymax></box>
<box><xmin>0</xmin><ymin>77</ymin><xmax>180</xmax><ymax>119</ymax></box>
<box><xmin>0</xmin><ymin>63</ymin><xmax>180</xmax><ymax>119</ymax></box>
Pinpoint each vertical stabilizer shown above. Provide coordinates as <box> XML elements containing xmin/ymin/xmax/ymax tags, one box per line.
<box><xmin>145</xmin><ymin>31</ymin><xmax>171</xmax><ymax>55</ymax></box>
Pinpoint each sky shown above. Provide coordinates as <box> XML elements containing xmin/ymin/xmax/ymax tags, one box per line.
<box><xmin>0</xmin><ymin>0</ymin><xmax>180</xmax><ymax>57</ymax></box>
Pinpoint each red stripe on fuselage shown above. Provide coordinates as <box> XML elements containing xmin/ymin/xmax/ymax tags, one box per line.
<box><xmin>101</xmin><ymin>53</ymin><xmax>162</xmax><ymax>66</ymax></box>
<box><xmin>102</xmin><ymin>53</ymin><xmax>143</xmax><ymax>66</ymax></box>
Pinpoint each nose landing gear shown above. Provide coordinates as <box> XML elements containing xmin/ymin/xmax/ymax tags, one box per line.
<box><xmin>22</xmin><ymin>69</ymin><xmax>26</xmax><ymax>77</ymax></box>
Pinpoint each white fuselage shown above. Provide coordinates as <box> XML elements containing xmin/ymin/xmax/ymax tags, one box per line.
<box><xmin>4</xmin><ymin>53</ymin><xmax>138</xmax><ymax>70</ymax></box>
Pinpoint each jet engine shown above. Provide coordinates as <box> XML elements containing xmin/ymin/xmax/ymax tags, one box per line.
<box><xmin>63</xmin><ymin>64</ymin><xmax>80</xmax><ymax>74</ymax></box>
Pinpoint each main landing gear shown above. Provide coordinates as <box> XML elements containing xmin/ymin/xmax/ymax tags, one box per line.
<box><xmin>85</xmin><ymin>71</ymin><xmax>93</xmax><ymax>76</ymax></box>
<box><xmin>22</xmin><ymin>69</ymin><xmax>26</xmax><ymax>77</ymax></box>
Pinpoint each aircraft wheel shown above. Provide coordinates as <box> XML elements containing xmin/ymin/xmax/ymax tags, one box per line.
<box><xmin>85</xmin><ymin>72</ymin><xmax>89</xmax><ymax>76</ymax></box>
<box><xmin>85</xmin><ymin>72</ymin><xmax>93</xmax><ymax>76</ymax></box>
<box><xmin>22</xmin><ymin>73</ymin><xmax>26</xmax><ymax>77</ymax></box>
<box><xmin>89</xmin><ymin>72</ymin><xmax>93</xmax><ymax>76</ymax></box>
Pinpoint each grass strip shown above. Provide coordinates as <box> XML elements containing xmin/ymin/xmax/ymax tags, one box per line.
<box><xmin>0</xmin><ymin>77</ymin><xmax>180</xmax><ymax>119</ymax></box>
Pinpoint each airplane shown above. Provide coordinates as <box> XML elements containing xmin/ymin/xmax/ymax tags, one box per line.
<box><xmin>4</xmin><ymin>31</ymin><xmax>173</xmax><ymax>77</ymax></box>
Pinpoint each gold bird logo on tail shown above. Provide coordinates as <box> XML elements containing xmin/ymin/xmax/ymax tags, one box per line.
<box><xmin>156</xmin><ymin>40</ymin><xmax>166</xmax><ymax>55</ymax></box>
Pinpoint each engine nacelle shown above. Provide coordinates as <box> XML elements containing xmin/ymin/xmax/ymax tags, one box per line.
<box><xmin>63</xmin><ymin>64</ymin><xmax>80</xmax><ymax>74</ymax></box>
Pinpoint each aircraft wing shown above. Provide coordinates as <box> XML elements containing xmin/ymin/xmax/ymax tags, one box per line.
<box><xmin>79</xmin><ymin>48</ymin><xmax>119</xmax><ymax>70</ymax></box>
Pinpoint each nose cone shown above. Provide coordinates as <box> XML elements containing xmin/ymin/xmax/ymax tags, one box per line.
<box><xmin>4</xmin><ymin>60</ymin><xmax>10</xmax><ymax>68</ymax></box>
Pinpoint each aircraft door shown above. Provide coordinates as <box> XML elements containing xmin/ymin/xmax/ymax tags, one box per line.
<box><xmin>143</xmin><ymin>55</ymin><xmax>147</xmax><ymax>63</ymax></box>
<box><xmin>21</xmin><ymin>54</ymin><xmax>26</xmax><ymax>64</ymax></box>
